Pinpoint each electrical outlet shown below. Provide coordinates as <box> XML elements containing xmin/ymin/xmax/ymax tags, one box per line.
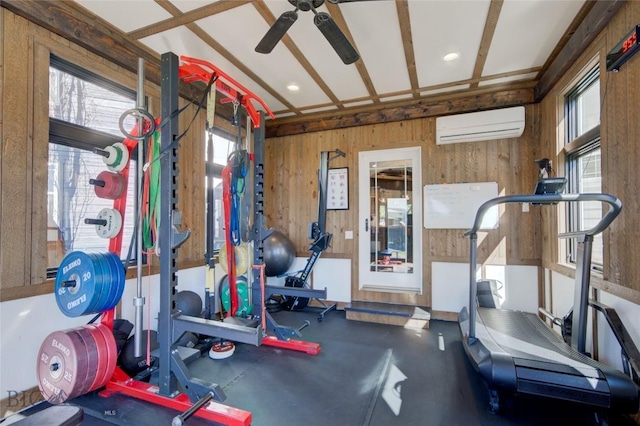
<box><xmin>345</xmin><ymin>230</ymin><xmax>353</xmax><ymax>239</ymax></box>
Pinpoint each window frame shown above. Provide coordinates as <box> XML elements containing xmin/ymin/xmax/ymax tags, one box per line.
<box><xmin>47</xmin><ymin>56</ymin><xmax>141</xmax><ymax>277</ymax></box>
<box><xmin>562</xmin><ymin>64</ymin><xmax>603</xmax><ymax>269</ymax></box>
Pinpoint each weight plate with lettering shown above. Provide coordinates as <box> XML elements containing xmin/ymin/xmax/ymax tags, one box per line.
<box><xmin>37</xmin><ymin>329</ymin><xmax>90</xmax><ymax>404</ymax></box>
<box><xmin>55</xmin><ymin>251</ymin><xmax>101</xmax><ymax>317</ymax></box>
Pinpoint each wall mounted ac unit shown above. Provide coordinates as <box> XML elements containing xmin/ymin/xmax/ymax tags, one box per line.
<box><xmin>435</xmin><ymin>106</ymin><xmax>525</xmax><ymax>145</ymax></box>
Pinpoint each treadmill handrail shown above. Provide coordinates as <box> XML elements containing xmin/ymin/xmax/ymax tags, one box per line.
<box><xmin>465</xmin><ymin>193</ymin><xmax>621</xmax><ymax>341</ymax></box>
<box><xmin>464</xmin><ymin>193</ymin><xmax>622</xmax><ymax>238</ymax></box>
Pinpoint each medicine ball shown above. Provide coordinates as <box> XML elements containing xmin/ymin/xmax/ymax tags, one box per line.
<box><xmin>176</xmin><ymin>290</ymin><xmax>203</xmax><ymax>317</ymax></box>
<box><xmin>120</xmin><ymin>330</ymin><xmax>158</xmax><ymax>376</ymax></box>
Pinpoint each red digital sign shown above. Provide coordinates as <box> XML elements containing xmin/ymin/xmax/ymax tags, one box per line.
<box><xmin>622</xmin><ymin>31</ymin><xmax>637</xmax><ymax>54</ymax></box>
<box><xmin>606</xmin><ymin>25</ymin><xmax>640</xmax><ymax>72</ymax></box>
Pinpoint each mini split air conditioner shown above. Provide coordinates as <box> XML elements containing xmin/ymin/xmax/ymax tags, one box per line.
<box><xmin>435</xmin><ymin>106</ymin><xmax>525</xmax><ymax>145</ymax></box>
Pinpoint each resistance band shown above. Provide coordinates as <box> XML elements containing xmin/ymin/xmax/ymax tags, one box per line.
<box><xmin>142</xmin><ymin>130</ymin><xmax>161</xmax><ymax>253</ymax></box>
<box><xmin>222</xmin><ymin>165</ymin><xmax>238</xmax><ymax>317</ymax></box>
<box><xmin>228</xmin><ymin>150</ymin><xmax>249</xmax><ymax>246</ymax></box>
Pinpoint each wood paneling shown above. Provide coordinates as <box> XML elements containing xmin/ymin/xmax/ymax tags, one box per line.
<box><xmin>266</xmin><ymin>86</ymin><xmax>535</xmax><ymax>138</ymax></box>
<box><xmin>265</xmin><ymin>111</ymin><xmax>539</xmax><ymax>307</ymax></box>
<box><xmin>538</xmin><ymin>1</ymin><xmax>640</xmax><ymax>299</ymax></box>
<box><xmin>0</xmin><ymin>10</ymin><xmax>207</xmax><ymax>298</ymax></box>
<box><xmin>1</xmin><ymin>11</ymin><xmax>30</xmax><ymax>289</ymax></box>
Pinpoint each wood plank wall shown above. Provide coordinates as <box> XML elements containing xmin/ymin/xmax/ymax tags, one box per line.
<box><xmin>0</xmin><ymin>10</ymin><xmax>207</xmax><ymax>301</ymax></box>
<box><xmin>2</xmin><ymin>3</ymin><xmax>639</xmax><ymax>308</ymax></box>
<box><xmin>265</xmin><ymin>108</ymin><xmax>540</xmax><ymax>307</ymax></box>
<box><xmin>538</xmin><ymin>1</ymin><xmax>640</xmax><ymax>304</ymax></box>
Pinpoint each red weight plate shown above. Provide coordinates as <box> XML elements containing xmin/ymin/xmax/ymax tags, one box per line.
<box><xmin>85</xmin><ymin>325</ymin><xmax>109</xmax><ymax>391</ymax></box>
<box><xmin>93</xmin><ymin>323</ymin><xmax>118</xmax><ymax>389</ymax></box>
<box><xmin>64</xmin><ymin>329</ymin><xmax>94</xmax><ymax>399</ymax></box>
<box><xmin>94</xmin><ymin>171</ymin><xmax>125</xmax><ymax>200</ymax></box>
<box><xmin>72</xmin><ymin>326</ymin><xmax>99</xmax><ymax>395</ymax></box>
<box><xmin>36</xmin><ymin>330</ymin><xmax>90</xmax><ymax>404</ymax></box>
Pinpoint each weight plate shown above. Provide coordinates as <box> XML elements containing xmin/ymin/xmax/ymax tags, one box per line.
<box><xmin>85</xmin><ymin>325</ymin><xmax>109</xmax><ymax>392</ymax></box>
<box><xmin>220</xmin><ymin>276</ymin><xmax>252</xmax><ymax>316</ymax></box>
<box><xmin>218</xmin><ymin>242</ymin><xmax>250</xmax><ymax>276</ymax></box>
<box><xmin>102</xmin><ymin>252</ymin><xmax>126</xmax><ymax>311</ymax></box>
<box><xmin>90</xmin><ymin>252</ymin><xmax>113</xmax><ymax>313</ymax></box>
<box><xmin>95</xmin><ymin>208</ymin><xmax>122</xmax><ymax>239</ymax></box>
<box><xmin>37</xmin><ymin>329</ymin><xmax>90</xmax><ymax>404</ymax></box>
<box><xmin>73</xmin><ymin>326</ymin><xmax>99</xmax><ymax>395</ymax></box>
<box><xmin>85</xmin><ymin>252</ymin><xmax>108</xmax><ymax>315</ymax></box>
<box><xmin>65</xmin><ymin>328</ymin><xmax>95</xmax><ymax>397</ymax></box>
<box><xmin>94</xmin><ymin>171</ymin><xmax>125</xmax><ymax>200</ymax></box>
<box><xmin>93</xmin><ymin>323</ymin><xmax>117</xmax><ymax>388</ymax></box>
<box><xmin>105</xmin><ymin>143</ymin><xmax>129</xmax><ymax>173</ymax></box>
<box><xmin>208</xmin><ymin>341</ymin><xmax>235</xmax><ymax>360</ymax></box>
<box><xmin>55</xmin><ymin>251</ymin><xmax>101</xmax><ymax>317</ymax></box>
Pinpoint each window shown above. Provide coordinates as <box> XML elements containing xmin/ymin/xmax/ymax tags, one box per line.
<box><xmin>47</xmin><ymin>57</ymin><xmax>137</xmax><ymax>272</ymax></box>
<box><xmin>564</xmin><ymin>65</ymin><xmax>602</xmax><ymax>267</ymax></box>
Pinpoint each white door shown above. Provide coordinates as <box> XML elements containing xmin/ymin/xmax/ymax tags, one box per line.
<box><xmin>358</xmin><ymin>147</ymin><xmax>422</xmax><ymax>292</ymax></box>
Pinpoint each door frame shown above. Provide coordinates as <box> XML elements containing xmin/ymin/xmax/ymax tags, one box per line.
<box><xmin>358</xmin><ymin>146</ymin><xmax>422</xmax><ymax>293</ymax></box>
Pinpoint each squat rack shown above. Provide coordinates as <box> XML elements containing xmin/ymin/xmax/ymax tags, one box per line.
<box><xmin>102</xmin><ymin>52</ymin><xmax>326</xmax><ymax>425</ymax></box>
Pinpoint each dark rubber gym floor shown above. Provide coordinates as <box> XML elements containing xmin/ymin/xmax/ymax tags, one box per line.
<box><xmin>10</xmin><ymin>310</ymin><xmax>639</xmax><ymax>425</ymax></box>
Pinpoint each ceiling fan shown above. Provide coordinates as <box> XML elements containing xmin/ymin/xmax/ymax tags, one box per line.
<box><xmin>255</xmin><ymin>0</ymin><xmax>360</xmax><ymax>65</ymax></box>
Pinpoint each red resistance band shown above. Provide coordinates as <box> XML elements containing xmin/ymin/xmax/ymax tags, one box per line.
<box><xmin>222</xmin><ymin>165</ymin><xmax>238</xmax><ymax>317</ymax></box>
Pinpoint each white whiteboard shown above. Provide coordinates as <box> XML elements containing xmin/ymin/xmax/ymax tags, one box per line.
<box><xmin>423</xmin><ymin>182</ymin><xmax>499</xmax><ymax>229</ymax></box>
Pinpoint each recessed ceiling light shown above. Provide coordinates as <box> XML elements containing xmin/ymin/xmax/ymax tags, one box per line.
<box><xmin>443</xmin><ymin>52</ymin><xmax>459</xmax><ymax>62</ymax></box>
<box><xmin>287</xmin><ymin>84</ymin><xmax>300</xmax><ymax>92</ymax></box>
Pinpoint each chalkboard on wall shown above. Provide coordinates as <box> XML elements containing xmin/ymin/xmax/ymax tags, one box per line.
<box><xmin>423</xmin><ymin>182</ymin><xmax>499</xmax><ymax>229</ymax></box>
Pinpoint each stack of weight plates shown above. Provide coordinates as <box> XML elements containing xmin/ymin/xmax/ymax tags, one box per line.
<box><xmin>36</xmin><ymin>323</ymin><xmax>117</xmax><ymax>403</ymax></box>
<box><xmin>54</xmin><ymin>251</ymin><xmax>126</xmax><ymax>317</ymax></box>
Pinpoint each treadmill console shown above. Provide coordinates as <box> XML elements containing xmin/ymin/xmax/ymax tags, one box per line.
<box><xmin>532</xmin><ymin>177</ymin><xmax>567</xmax><ymax>204</ymax></box>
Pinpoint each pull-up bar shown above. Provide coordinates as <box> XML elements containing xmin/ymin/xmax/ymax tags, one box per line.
<box><xmin>179</xmin><ymin>56</ymin><xmax>275</xmax><ymax>128</ymax></box>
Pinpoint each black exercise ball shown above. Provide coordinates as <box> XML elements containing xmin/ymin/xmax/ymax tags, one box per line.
<box><xmin>176</xmin><ymin>290</ymin><xmax>203</xmax><ymax>317</ymax></box>
<box><xmin>263</xmin><ymin>231</ymin><xmax>295</xmax><ymax>277</ymax></box>
<box><xmin>120</xmin><ymin>330</ymin><xmax>158</xmax><ymax>376</ymax></box>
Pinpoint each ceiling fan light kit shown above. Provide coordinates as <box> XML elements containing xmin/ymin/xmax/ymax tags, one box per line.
<box><xmin>255</xmin><ymin>0</ymin><xmax>360</xmax><ymax>65</ymax></box>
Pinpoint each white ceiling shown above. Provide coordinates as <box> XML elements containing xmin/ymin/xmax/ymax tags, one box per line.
<box><xmin>72</xmin><ymin>0</ymin><xmax>586</xmax><ymax>119</ymax></box>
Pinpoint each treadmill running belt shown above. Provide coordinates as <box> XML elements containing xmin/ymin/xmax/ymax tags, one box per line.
<box><xmin>471</xmin><ymin>307</ymin><xmax>639</xmax><ymax>412</ymax></box>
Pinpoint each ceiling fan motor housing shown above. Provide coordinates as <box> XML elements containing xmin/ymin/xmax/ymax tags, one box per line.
<box><xmin>290</xmin><ymin>0</ymin><xmax>325</xmax><ymax>12</ymax></box>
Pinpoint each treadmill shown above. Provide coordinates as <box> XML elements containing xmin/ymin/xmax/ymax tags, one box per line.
<box><xmin>458</xmin><ymin>188</ymin><xmax>639</xmax><ymax>414</ymax></box>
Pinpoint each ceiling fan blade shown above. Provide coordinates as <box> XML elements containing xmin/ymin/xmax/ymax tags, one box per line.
<box><xmin>255</xmin><ymin>10</ymin><xmax>298</xmax><ymax>54</ymax></box>
<box><xmin>314</xmin><ymin>12</ymin><xmax>360</xmax><ymax>64</ymax></box>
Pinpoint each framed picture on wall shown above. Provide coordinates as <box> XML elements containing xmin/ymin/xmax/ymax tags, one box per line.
<box><xmin>327</xmin><ymin>168</ymin><xmax>349</xmax><ymax>210</ymax></box>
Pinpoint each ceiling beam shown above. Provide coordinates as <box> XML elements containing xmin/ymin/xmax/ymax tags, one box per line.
<box><xmin>470</xmin><ymin>0</ymin><xmax>503</xmax><ymax>90</ymax></box>
<box><xmin>325</xmin><ymin>2</ymin><xmax>379</xmax><ymax>103</ymax></box>
<box><xmin>396</xmin><ymin>0</ymin><xmax>419</xmax><ymax>99</ymax></box>
<box><xmin>127</xmin><ymin>0</ymin><xmax>251</xmax><ymax>40</ymax></box>
<box><xmin>270</xmin><ymin>67</ymin><xmax>540</xmax><ymax>115</ymax></box>
<box><xmin>266</xmin><ymin>86</ymin><xmax>535</xmax><ymax>138</ymax></box>
<box><xmin>252</xmin><ymin>1</ymin><xmax>341</xmax><ymax>110</ymax></box>
<box><xmin>535</xmin><ymin>0</ymin><xmax>626</xmax><ymax>101</ymax></box>
<box><xmin>1</xmin><ymin>0</ymin><xmax>236</xmax><ymax>123</ymax></box>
